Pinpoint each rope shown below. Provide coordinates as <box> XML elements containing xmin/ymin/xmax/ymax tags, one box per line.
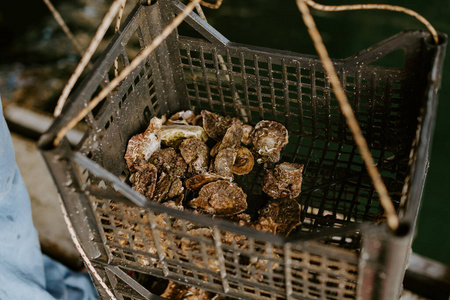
<box><xmin>53</xmin><ymin>0</ymin><xmax>202</xmax><ymax>146</ymax></box>
<box><xmin>296</xmin><ymin>0</ymin><xmax>399</xmax><ymax>231</ymax></box>
<box><xmin>199</xmin><ymin>0</ymin><xmax>223</xmax><ymax>9</ymax></box>
<box><xmin>305</xmin><ymin>0</ymin><xmax>439</xmax><ymax>44</ymax></box>
<box><xmin>53</xmin><ymin>0</ymin><xmax>127</xmax><ymax>117</ymax></box>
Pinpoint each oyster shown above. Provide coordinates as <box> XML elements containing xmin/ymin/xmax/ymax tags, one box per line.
<box><xmin>257</xmin><ymin>198</ymin><xmax>301</xmax><ymax>236</ymax></box>
<box><xmin>129</xmin><ymin>163</ymin><xmax>158</xmax><ymax>200</ymax></box>
<box><xmin>160</xmin><ymin>124</ymin><xmax>208</xmax><ymax>148</ymax></box>
<box><xmin>149</xmin><ymin>148</ymin><xmax>187</xmax><ymax>178</ymax></box>
<box><xmin>201</xmin><ymin>110</ymin><xmax>242</xmax><ymax>140</ymax></box>
<box><xmin>241</xmin><ymin>124</ymin><xmax>254</xmax><ymax>145</ymax></box>
<box><xmin>152</xmin><ymin>172</ymin><xmax>184</xmax><ymax>203</ymax></box>
<box><xmin>179</xmin><ymin>138</ymin><xmax>210</xmax><ymax>175</ymax></box>
<box><xmin>188</xmin><ymin>180</ymin><xmax>247</xmax><ymax>216</ymax></box>
<box><xmin>218</xmin><ymin>123</ymin><xmax>243</xmax><ymax>151</ymax></box>
<box><xmin>232</xmin><ymin>147</ymin><xmax>254</xmax><ymax>175</ymax></box>
<box><xmin>185</xmin><ymin>173</ymin><xmax>229</xmax><ymax>191</ymax></box>
<box><xmin>262</xmin><ymin>162</ymin><xmax>304</xmax><ymax>199</ymax></box>
<box><xmin>213</xmin><ymin>148</ymin><xmax>237</xmax><ymax>178</ymax></box>
<box><xmin>252</xmin><ymin>120</ymin><xmax>289</xmax><ymax>164</ymax></box>
<box><xmin>125</xmin><ymin>117</ymin><xmax>163</xmax><ymax>171</ymax></box>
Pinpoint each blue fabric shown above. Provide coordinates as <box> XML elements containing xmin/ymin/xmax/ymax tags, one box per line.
<box><xmin>0</xmin><ymin>99</ymin><xmax>99</xmax><ymax>300</ymax></box>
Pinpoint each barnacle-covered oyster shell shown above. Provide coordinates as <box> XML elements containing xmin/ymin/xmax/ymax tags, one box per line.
<box><xmin>232</xmin><ymin>147</ymin><xmax>254</xmax><ymax>175</ymax></box>
<box><xmin>201</xmin><ymin>110</ymin><xmax>242</xmax><ymax>140</ymax></box>
<box><xmin>149</xmin><ymin>148</ymin><xmax>187</xmax><ymax>178</ymax></box>
<box><xmin>160</xmin><ymin>124</ymin><xmax>208</xmax><ymax>148</ymax></box>
<box><xmin>262</xmin><ymin>162</ymin><xmax>304</xmax><ymax>199</ymax></box>
<box><xmin>252</xmin><ymin>120</ymin><xmax>289</xmax><ymax>164</ymax></box>
<box><xmin>125</xmin><ymin>117</ymin><xmax>163</xmax><ymax>171</ymax></box>
<box><xmin>161</xmin><ymin>281</ymin><xmax>214</xmax><ymax>300</ymax></box>
<box><xmin>213</xmin><ymin>148</ymin><xmax>237</xmax><ymax>178</ymax></box>
<box><xmin>129</xmin><ymin>163</ymin><xmax>158</xmax><ymax>200</ymax></box>
<box><xmin>185</xmin><ymin>173</ymin><xmax>229</xmax><ymax>191</ymax></box>
<box><xmin>188</xmin><ymin>180</ymin><xmax>247</xmax><ymax>216</ymax></box>
<box><xmin>179</xmin><ymin>138</ymin><xmax>210</xmax><ymax>175</ymax></box>
<box><xmin>152</xmin><ymin>172</ymin><xmax>184</xmax><ymax>203</ymax></box>
<box><xmin>241</xmin><ymin>124</ymin><xmax>254</xmax><ymax>145</ymax></box>
<box><xmin>257</xmin><ymin>197</ymin><xmax>301</xmax><ymax>236</ymax></box>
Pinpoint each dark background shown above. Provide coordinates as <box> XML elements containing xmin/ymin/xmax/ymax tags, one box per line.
<box><xmin>0</xmin><ymin>0</ymin><xmax>449</xmax><ymax>264</ymax></box>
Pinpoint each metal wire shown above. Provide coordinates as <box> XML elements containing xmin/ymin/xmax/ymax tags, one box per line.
<box><xmin>296</xmin><ymin>0</ymin><xmax>399</xmax><ymax>231</ymax></box>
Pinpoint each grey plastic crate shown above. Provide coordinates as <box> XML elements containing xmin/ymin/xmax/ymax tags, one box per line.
<box><xmin>38</xmin><ymin>1</ymin><xmax>447</xmax><ymax>299</ymax></box>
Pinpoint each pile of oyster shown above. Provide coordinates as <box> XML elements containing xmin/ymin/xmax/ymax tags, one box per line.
<box><xmin>122</xmin><ymin>110</ymin><xmax>304</xmax><ymax>289</ymax></box>
<box><xmin>125</xmin><ymin>110</ymin><xmax>303</xmax><ymax>236</ymax></box>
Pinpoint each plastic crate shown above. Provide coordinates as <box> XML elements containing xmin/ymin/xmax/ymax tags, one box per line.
<box><xmin>38</xmin><ymin>1</ymin><xmax>447</xmax><ymax>299</ymax></box>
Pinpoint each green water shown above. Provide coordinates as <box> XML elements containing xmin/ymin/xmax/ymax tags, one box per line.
<box><xmin>204</xmin><ymin>0</ymin><xmax>450</xmax><ymax>264</ymax></box>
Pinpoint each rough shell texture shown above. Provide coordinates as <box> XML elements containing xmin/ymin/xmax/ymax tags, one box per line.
<box><xmin>160</xmin><ymin>124</ymin><xmax>208</xmax><ymax>148</ymax></box>
<box><xmin>232</xmin><ymin>147</ymin><xmax>254</xmax><ymax>175</ymax></box>
<box><xmin>185</xmin><ymin>173</ymin><xmax>229</xmax><ymax>191</ymax></box>
<box><xmin>124</xmin><ymin>117</ymin><xmax>163</xmax><ymax>172</ymax></box>
<box><xmin>189</xmin><ymin>180</ymin><xmax>247</xmax><ymax>216</ymax></box>
<box><xmin>179</xmin><ymin>138</ymin><xmax>210</xmax><ymax>175</ymax></box>
<box><xmin>262</xmin><ymin>162</ymin><xmax>304</xmax><ymax>199</ymax></box>
<box><xmin>241</xmin><ymin>124</ymin><xmax>254</xmax><ymax>145</ymax></box>
<box><xmin>258</xmin><ymin>198</ymin><xmax>301</xmax><ymax>236</ymax></box>
<box><xmin>213</xmin><ymin>148</ymin><xmax>237</xmax><ymax>178</ymax></box>
<box><xmin>201</xmin><ymin>110</ymin><xmax>242</xmax><ymax>140</ymax></box>
<box><xmin>149</xmin><ymin>148</ymin><xmax>187</xmax><ymax>178</ymax></box>
<box><xmin>218</xmin><ymin>123</ymin><xmax>243</xmax><ymax>151</ymax></box>
<box><xmin>252</xmin><ymin>120</ymin><xmax>289</xmax><ymax>164</ymax></box>
<box><xmin>152</xmin><ymin>172</ymin><xmax>184</xmax><ymax>203</ymax></box>
<box><xmin>129</xmin><ymin>163</ymin><xmax>158</xmax><ymax>200</ymax></box>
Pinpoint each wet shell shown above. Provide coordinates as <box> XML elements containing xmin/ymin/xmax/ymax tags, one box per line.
<box><xmin>149</xmin><ymin>148</ymin><xmax>187</xmax><ymax>178</ymax></box>
<box><xmin>258</xmin><ymin>197</ymin><xmax>301</xmax><ymax>236</ymax></box>
<box><xmin>189</xmin><ymin>180</ymin><xmax>247</xmax><ymax>216</ymax></box>
<box><xmin>129</xmin><ymin>163</ymin><xmax>158</xmax><ymax>200</ymax></box>
<box><xmin>179</xmin><ymin>138</ymin><xmax>210</xmax><ymax>175</ymax></box>
<box><xmin>125</xmin><ymin>117</ymin><xmax>163</xmax><ymax>172</ymax></box>
<box><xmin>252</xmin><ymin>120</ymin><xmax>289</xmax><ymax>164</ymax></box>
<box><xmin>201</xmin><ymin>110</ymin><xmax>242</xmax><ymax>140</ymax></box>
<box><xmin>185</xmin><ymin>173</ymin><xmax>229</xmax><ymax>191</ymax></box>
<box><xmin>232</xmin><ymin>147</ymin><xmax>254</xmax><ymax>175</ymax></box>
<box><xmin>262</xmin><ymin>162</ymin><xmax>303</xmax><ymax>199</ymax></box>
<box><xmin>213</xmin><ymin>148</ymin><xmax>238</xmax><ymax>178</ymax></box>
